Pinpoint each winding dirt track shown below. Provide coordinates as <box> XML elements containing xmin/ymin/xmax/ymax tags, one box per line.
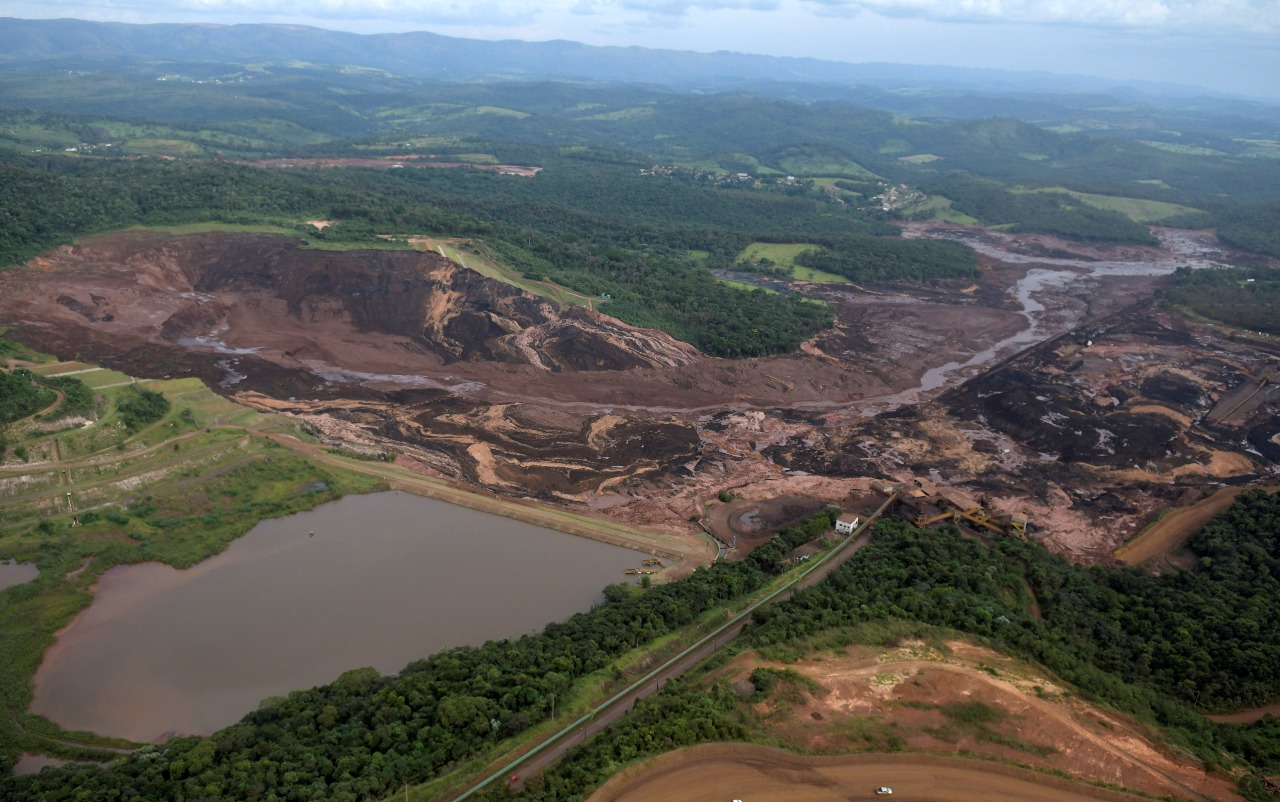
<box><xmin>591</xmin><ymin>744</ymin><xmax>1149</xmax><ymax>802</ymax></box>
<box><xmin>1114</xmin><ymin>486</ymin><xmax>1280</xmax><ymax>566</ymax></box>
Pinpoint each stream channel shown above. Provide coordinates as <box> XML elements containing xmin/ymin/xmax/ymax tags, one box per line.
<box><xmin>29</xmin><ymin>491</ymin><xmax>641</xmax><ymax>743</ymax></box>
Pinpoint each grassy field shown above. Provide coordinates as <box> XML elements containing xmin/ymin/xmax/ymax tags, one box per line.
<box><xmin>811</xmin><ymin>177</ymin><xmax>863</xmax><ymax>201</ymax></box>
<box><xmin>580</xmin><ymin>107</ymin><xmax>656</xmax><ymax>122</ymax></box>
<box><xmin>1013</xmin><ymin>187</ymin><xmax>1200</xmax><ymax>224</ymax></box>
<box><xmin>417</xmin><ymin>237</ymin><xmax>599</xmax><ymax>309</ymax></box>
<box><xmin>776</xmin><ymin>153</ymin><xmax>876</xmax><ymax>178</ymax></box>
<box><xmin>123</xmin><ymin>221</ymin><xmax>298</xmax><ymax>237</ymax></box>
<box><xmin>900</xmin><ymin>195</ymin><xmax>980</xmax><ymax>225</ymax></box>
<box><xmin>897</xmin><ymin>153</ymin><xmax>944</xmax><ymax>164</ymax></box>
<box><xmin>735</xmin><ymin>242</ymin><xmax>851</xmax><ymax>284</ymax></box>
<box><xmin>1139</xmin><ymin>141</ymin><xmax>1228</xmax><ymax>157</ymax></box>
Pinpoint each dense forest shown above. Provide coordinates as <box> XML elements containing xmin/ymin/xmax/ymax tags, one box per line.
<box><xmin>751</xmin><ymin>494</ymin><xmax>1280</xmax><ymax>786</ymax></box>
<box><xmin>1164</xmin><ymin>266</ymin><xmax>1280</xmax><ymax>336</ymax></box>
<box><xmin>114</xmin><ymin>385</ymin><xmax>170</xmax><ymax>431</ymax></box>
<box><xmin>0</xmin><ymin>368</ymin><xmax>93</xmax><ymax>459</ymax></box>
<box><xmin>1214</xmin><ymin>201</ymin><xmax>1280</xmax><ymax>259</ymax></box>
<box><xmin>473</xmin><ymin>492</ymin><xmax>1280</xmax><ymax>802</ymax></box>
<box><xmin>755</xmin><ymin>494</ymin><xmax>1280</xmax><ymax>715</ymax></box>
<box><xmin>789</xmin><ymin>234</ymin><xmax>978</xmax><ymax>283</ymax></box>
<box><xmin>0</xmin><ymin>511</ymin><xmax>837</xmax><ymax>801</ymax></box>
<box><xmin>0</xmin><ymin>370</ymin><xmax>55</xmax><ymax>426</ymax></box>
<box><xmin>918</xmin><ymin>175</ymin><xmax>1159</xmax><ymax>245</ymax></box>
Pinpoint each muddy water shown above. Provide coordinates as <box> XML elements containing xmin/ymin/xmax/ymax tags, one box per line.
<box><xmin>13</xmin><ymin>753</ymin><xmax>74</xmax><ymax>776</ymax></box>
<box><xmin>0</xmin><ymin>559</ymin><xmax>38</xmax><ymax>591</ymax></box>
<box><xmin>30</xmin><ymin>492</ymin><xmax>641</xmax><ymax>743</ymax></box>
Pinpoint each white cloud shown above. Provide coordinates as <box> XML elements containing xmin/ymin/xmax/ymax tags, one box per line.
<box><xmin>20</xmin><ymin>0</ymin><xmax>539</xmax><ymax>26</ymax></box>
<box><xmin>803</xmin><ymin>0</ymin><xmax>1279</xmax><ymax>32</ymax></box>
<box><xmin>18</xmin><ymin>0</ymin><xmax>1279</xmax><ymax>33</ymax></box>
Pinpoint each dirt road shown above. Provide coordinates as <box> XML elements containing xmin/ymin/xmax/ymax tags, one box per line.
<box><xmin>591</xmin><ymin>744</ymin><xmax>1151</xmax><ymax>802</ymax></box>
<box><xmin>1114</xmin><ymin>486</ymin><xmax>1280</xmax><ymax>566</ymax></box>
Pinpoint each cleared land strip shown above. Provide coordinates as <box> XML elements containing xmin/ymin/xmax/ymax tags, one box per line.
<box><xmin>591</xmin><ymin>743</ymin><xmax>1152</xmax><ymax>802</ymax></box>
<box><xmin>1114</xmin><ymin>485</ymin><xmax>1280</xmax><ymax>566</ymax></box>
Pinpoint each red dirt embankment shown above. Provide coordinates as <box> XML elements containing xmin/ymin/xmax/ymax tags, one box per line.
<box><xmin>1115</xmin><ymin>486</ymin><xmax>1280</xmax><ymax>567</ymax></box>
<box><xmin>591</xmin><ymin>744</ymin><xmax>1154</xmax><ymax>802</ymax></box>
<box><xmin>701</xmin><ymin>641</ymin><xmax>1238</xmax><ymax>802</ymax></box>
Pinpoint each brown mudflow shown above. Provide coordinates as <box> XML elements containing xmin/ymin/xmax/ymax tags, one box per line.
<box><xmin>2</xmin><ymin>224</ymin><xmax>1277</xmax><ymax>561</ymax></box>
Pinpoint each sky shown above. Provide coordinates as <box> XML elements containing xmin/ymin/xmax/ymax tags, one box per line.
<box><xmin>3</xmin><ymin>0</ymin><xmax>1277</xmax><ymax>100</ymax></box>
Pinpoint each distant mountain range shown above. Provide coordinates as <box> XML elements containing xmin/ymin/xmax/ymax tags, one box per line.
<box><xmin>0</xmin><ymin>16</ymin><xmax>1253</xmax><ymax>105</ymax></box>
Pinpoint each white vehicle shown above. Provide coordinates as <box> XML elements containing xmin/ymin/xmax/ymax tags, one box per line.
<box><xmin>876</xmin><ymin>788</ymin><xmax>893</xmax><ymax>795</ymax></box>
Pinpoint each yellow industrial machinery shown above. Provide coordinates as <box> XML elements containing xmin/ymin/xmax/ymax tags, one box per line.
<box><xmin>913</xmin><ymin>506</ymin><xmax>1029</xmax><ymax>540</ymax></box>
<box><xmin>913</xmin><ymin>510</ymin><xmax>957</xmax><ymax>528</ymax></box>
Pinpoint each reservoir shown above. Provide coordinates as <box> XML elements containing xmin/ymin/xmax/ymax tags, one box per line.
<box><xmin>30</xmin><ymin>492</ymin><xmax>642</xmax><ymax>743</ymax></box>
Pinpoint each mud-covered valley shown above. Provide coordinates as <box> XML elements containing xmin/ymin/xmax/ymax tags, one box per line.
<box><xmin>2</xmin><ymin>224</ymin><xmax>1277</xmax><ymax>562</ymax></box>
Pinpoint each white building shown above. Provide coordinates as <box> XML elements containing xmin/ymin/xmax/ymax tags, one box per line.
<box><xmin>835</xmin><ymin>513</ymin><xmax>860</xmax><ymax>535</ymax></box>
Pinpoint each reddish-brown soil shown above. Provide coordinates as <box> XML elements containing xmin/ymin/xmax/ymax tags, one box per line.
<box><xmin>593</xmin><ymin>745</ymin><xmax>1160</xmax><ymax>802</ymax></box>
<box><xmin>1115</xmin><ymin>486</ymin><xmax>1280</xmax><ymax>566</ymax></box>
<box><xmin>697</xmin><ymin>641</ymin><xmax>1239</xmax><ymax>802</ymax></box>
<box><xmin>1208</xmin><ymin>702</ymin><xmax>1280</xmax><ymax>724</ymax></box>
<box><xmin>1</xmin><ymin>224</ymin><xmax>1276</xmax><ymax>562</ymax></box>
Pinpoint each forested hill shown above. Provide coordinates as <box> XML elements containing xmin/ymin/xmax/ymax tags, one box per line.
<box><xmin>748</xmin><ymin>491</ymin><xmax>1280</xmax><ymax>796</ymax></box>
<box><xmin>0</xmin><ymin>16</ymin><xmax>1226</xmax><ymax>102</ymax></box>
<box><xmin>0</xmin><ymin>151</ymin><xmax>978</xmax><ymax>359</ymax></box>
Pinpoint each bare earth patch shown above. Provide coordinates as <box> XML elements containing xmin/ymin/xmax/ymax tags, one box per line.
<box><xmin>711</xmin><ymin>641</ymin><xmax>1239</xmax><ymax>802</ymax></box>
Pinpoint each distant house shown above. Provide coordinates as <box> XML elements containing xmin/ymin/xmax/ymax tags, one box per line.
<box><xmin>835</xmin><ymin>513</ymin><xmax>860</xmax><ymax>535</ymax></box>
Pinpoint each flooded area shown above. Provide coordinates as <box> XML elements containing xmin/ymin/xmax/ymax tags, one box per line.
<box><xmin>0</xmin><ymin>559</ymin><xmax>38</xmax><ymax>591</ymax></box>
<box><xmin>30</xmin><ymin>492</ymin><xmax>642</xmax><ymax>743</ymax></box>
<box><xmin>12</xmin><ymin>753</ymin><xmax>75</xmax><ymax>777</ymax></box>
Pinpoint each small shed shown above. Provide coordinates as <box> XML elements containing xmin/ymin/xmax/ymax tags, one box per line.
<box><xmin>835</xmin><ymin>513</ymin><xmax>861</xmax><ymax>535</ymax></box>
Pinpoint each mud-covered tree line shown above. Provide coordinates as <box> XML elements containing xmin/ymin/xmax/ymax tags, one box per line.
<box><xmin>0</xmin><ymin>510</ymin><xmax>837</xmax><ymax>801</ymax></box>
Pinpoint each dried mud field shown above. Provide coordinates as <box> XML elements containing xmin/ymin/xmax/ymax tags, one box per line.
<box><xmin>2</xmin><ymin>223</ymin><xmax>1277</xmax><ymax>564</ymax></box>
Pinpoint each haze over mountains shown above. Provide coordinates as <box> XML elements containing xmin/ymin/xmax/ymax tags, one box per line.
<box><xmin>0</xmin><ymin>15</ymin><xmax>1269</xmax><ymax>111</ymax></box>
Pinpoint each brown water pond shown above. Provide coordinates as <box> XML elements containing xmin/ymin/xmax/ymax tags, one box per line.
<box><xmin>30</xmin><ymin>492</ymin><xmax>641</xmax><ymax>743</ymax></box>
<box><xmin>0</xmin><ymin>559</ymin><xmax>38</xmax><ymax>591</ymax></box>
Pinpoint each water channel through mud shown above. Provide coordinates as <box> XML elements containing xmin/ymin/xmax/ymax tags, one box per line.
<box><xmin>873</xmin><ymin>227</ymin><xmax>1233</xmax><ymax>408</ymax></box>
<box><xmin>30</xmin><ymin>492</ymin><xmax>641</xmax><ymax>743</ymax></box>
